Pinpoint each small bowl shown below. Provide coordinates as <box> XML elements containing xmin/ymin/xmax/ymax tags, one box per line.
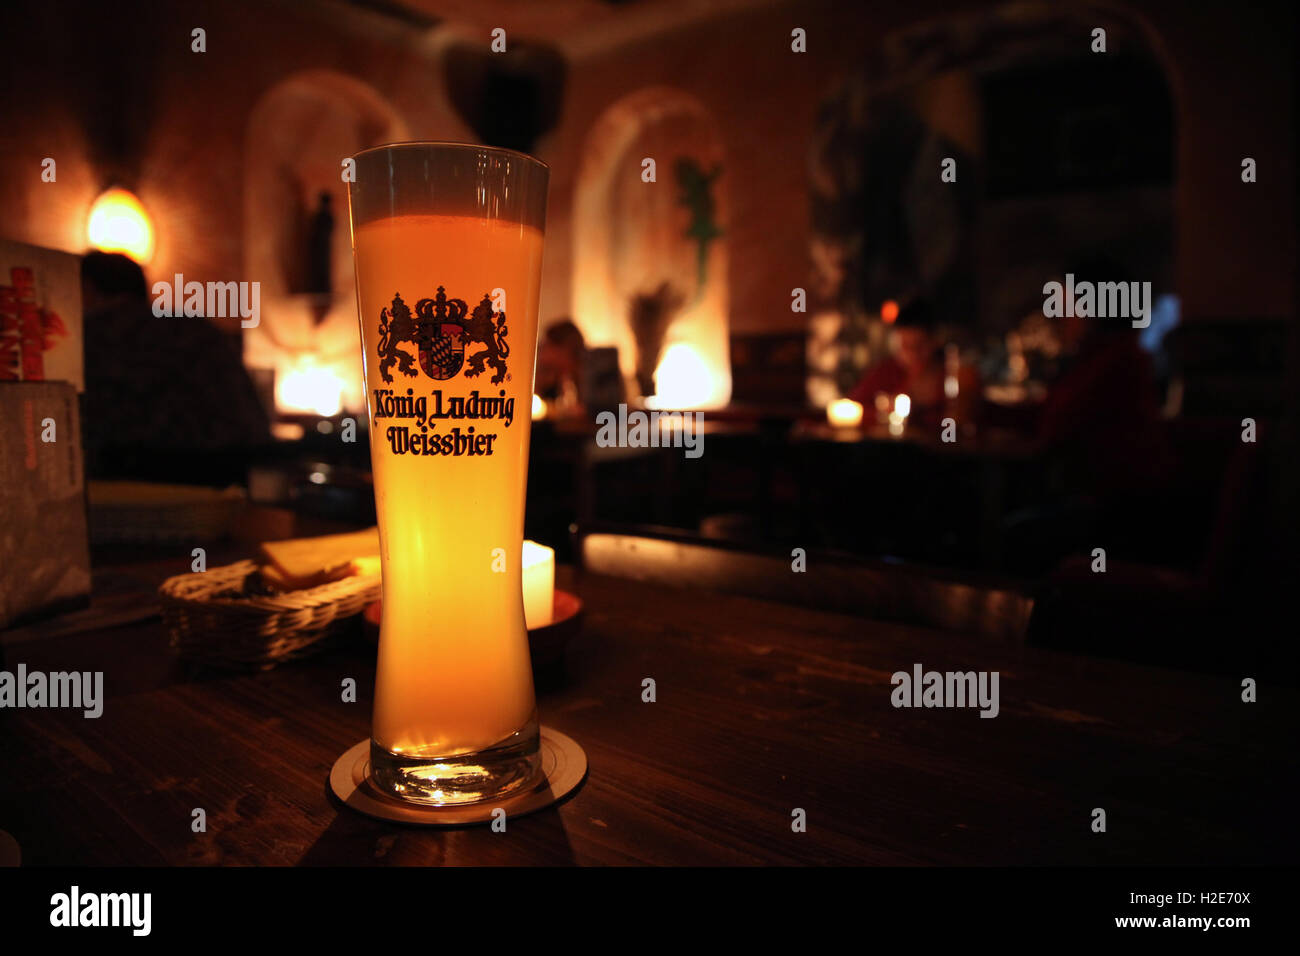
<box><xmin>362</xmin><ymin>590</ymin><xmax>584</xmax><ymax>670</ymax></box>
<box><xmin>528</xmin><ymin>590</ymin><xmax>584</xmax><ymax>670</ymax></box>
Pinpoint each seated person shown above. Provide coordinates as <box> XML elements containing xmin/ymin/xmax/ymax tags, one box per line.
<box><xmin>535</xmin><ymin>318</ymin><xmax>586</xmax><ymax>415</ymax></box>
<box><xmin>1036</xmin><ymin>261</ymin><xmax>1174</xmax><ymax>501</ymax></box>
<box><xmin>81</xmin><ymin>251</ymin><xmax>270</xmax><ymax>483</ymax></box>
<box><xmin>847</xmin><ymin>299</ymin><xmax>978</xmax><ymax>429</ymax></box>
<box><xmin>1004</xmin><ymin>258</ymin><xmax>1175</xmax><ymax>572</ymax></box>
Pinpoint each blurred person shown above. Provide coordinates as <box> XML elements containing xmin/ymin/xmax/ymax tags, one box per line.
<box><xmin>848</xmin><ymin>298</ymin><xmax>979</xmax><ymax>428</ymax></box>
<box><xmin>535</xmin><ymin>318</ymin><xmax>585</xmax><ymax>415</ymax></box>
<box><xmin>1005</xmin><ymin>257</ymin><xmax>1175</xmax><ymax>571</ymax></box>
<box><xmin>1037</xmin><ymin>258</ymin><xmax>1173</xmax><ymax>498</ymax></box>
<box><xmin>80</xmin><ymin>251</ymin><xmax>270</xmax><ymax>483</ymax></box>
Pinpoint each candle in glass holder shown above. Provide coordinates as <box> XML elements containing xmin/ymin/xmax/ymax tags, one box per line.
<box><xmin>826</xmin><ymin>398</ymin><xmax>864</xmax><ymax>428</ymax></box>
<box><xmin>889</xmin><ymin>393</ymin><xmax>911</xmax><ymax>436</ymax></box>
<box><xmin>522</xmin><ymin>540</ymin><xmax>554</xmax><ymax>629</ymax></box>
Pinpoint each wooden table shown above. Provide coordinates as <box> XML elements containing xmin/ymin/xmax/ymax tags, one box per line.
<box><xmin>1</xmin><ymin>517</ymin><xmax>1293</xmax><ymax>865</ymax></box>
<box><xmin>790</xmin><ymin>420</ymin><xmax>1041</xmax><ymax>569</ymax></box>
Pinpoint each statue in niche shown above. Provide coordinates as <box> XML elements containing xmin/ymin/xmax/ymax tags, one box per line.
<box><xmin>630</xmin><ymin>280</ymin><xmax>684</xmax><ymax>400</ymax></box>
<box><xmin>305</xmin><ymin>190</ymin><xmax>334</xmax><ymax>325</ymax></box>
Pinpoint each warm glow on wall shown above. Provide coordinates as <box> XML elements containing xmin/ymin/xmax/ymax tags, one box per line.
<box><xmin>573</xmin><ymin>91</ymin><xmax>732</xmax><ymax>412</ymax></box>
<box><xmin>86</xmin><ymin>188</ymin><xmax>155</xmax><ymax>264</ymax></box>
<box><xmin>646</xmin><ymin>342</ymin><xmax>721</xmax><ymax>410</ymax></box>
<box><xmin>278</xmin><ymin>358</ymin><xmax>346</xmax><ymax>416</ymax></box>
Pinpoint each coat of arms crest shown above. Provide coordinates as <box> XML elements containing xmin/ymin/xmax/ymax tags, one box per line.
<box><xmin>376</xmin><ymin>286</ymin><xmax>510</xmax><ymax>385</ymax></box>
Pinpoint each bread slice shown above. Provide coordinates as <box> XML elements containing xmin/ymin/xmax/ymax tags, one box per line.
<box><xmin>258</xmin><ymin>527</ymin><xmax>380</xmax><ymax>590</ymax></box>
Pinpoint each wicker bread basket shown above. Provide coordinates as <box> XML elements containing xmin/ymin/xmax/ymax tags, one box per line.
<box><xmin>159</xmin><ymin>559</ymin><xmax>381</xmax><ymax>670</ymax></box>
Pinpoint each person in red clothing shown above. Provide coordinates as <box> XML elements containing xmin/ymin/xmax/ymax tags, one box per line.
<box><xmin>848</xmin><ymin>298</ymin><xmax>978</xmax><ymax>429</ymax></box>
<box><xmin>849</xmin><ymin>299</ymin><xmax>942</xmax><ymax>415</ymax></box>
<box><xmin>1036</xmin><ymin>263</ymin><xmax>1174</xmax><ymax>500</ymax></box>
<box><xmin>1004</xmin><ymin>259</ymin><xmax>1175</xmax><ymax>573</ymax></box>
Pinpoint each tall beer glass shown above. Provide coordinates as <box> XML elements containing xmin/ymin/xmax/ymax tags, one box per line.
<box><xmin>347</xmin><ymin>143</ymin><xmax>548</xmax><ymax>805</ymax></box>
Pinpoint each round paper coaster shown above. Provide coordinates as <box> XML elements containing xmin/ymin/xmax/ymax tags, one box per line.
<box><xmin>329</xmin><ymin>726</ymin><xmax>587</xmax><ymax>826</ymax></box>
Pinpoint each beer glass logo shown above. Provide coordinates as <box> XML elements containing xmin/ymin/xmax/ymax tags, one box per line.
<box><xmin>377</xmin><ymin>287</ymin><xmax>510</xmax><ymax>385</ymax></box>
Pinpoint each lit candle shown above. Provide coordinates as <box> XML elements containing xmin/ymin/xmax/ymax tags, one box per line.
<box><xmin>889</xmin><ymin>393</ymin><xmax>911</xmax><ymax>436</ymax></box>
<box><xmin>522</xmin><ymin>540</ymin><xmax>555</xmax><ymax>629</ymax></box>
<box><xmin>944</xmin><ymin>344</ymin><xmax>961</xmax><ymax>399</ymax></box>
<box><xmin>826</xmin><ymin>398</ymin><xmax>864</xmax><ymax>428</ymax></box>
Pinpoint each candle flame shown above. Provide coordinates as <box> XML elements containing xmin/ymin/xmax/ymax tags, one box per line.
<box><xmin>827</xmin><ymin>398</ymin><xmax>864</xmax><ymax>428</ymax></box>
<box><xmin>278</xmin><ymin>359</ymin><xmax>345</xmax><ymax>417</ymax></box>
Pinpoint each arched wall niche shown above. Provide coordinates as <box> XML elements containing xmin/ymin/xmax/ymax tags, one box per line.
<box><xmin>573</xmin><ymin>86</ymin><xmax>730</xmax><ymax>409</ymax></box>
<box><xmin>242</xmin><ymin>70</ymin><xmax>410</xmax><ymax>415</ymax></box>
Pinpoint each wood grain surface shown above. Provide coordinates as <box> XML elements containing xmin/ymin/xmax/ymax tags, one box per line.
<box><xmin>1</xmin><ymin>552</ymin><xmax>1294</xmax><ymax>865</ymax></box>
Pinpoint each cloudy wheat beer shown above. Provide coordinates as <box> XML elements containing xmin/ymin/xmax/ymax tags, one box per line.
<box><xmin>348</xmin><ymin>144</ymin><xmax>548</xmax><ymax>805</ymax></box>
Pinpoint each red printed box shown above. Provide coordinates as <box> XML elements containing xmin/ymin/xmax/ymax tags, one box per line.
<box><xmin>0</xmin><ymin>240</ymin><xmax>84</xmax><ymax>391</ymax></box>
